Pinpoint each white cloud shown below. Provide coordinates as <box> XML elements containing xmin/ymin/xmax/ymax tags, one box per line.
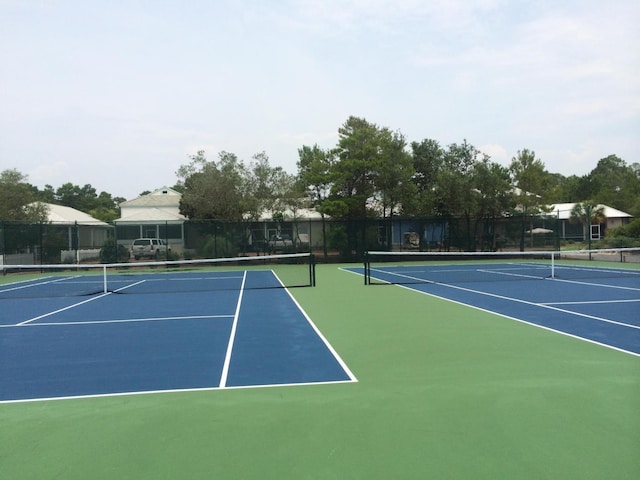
<box><xmin>412</xmin><ymin>4</ymin><xmax>638</xmax><ymax>87</ymax></box>
<box><xmin>478</xmin><ymin>143</ymin><xmax>509</xmax><ymax>164</ymax></box>
<box><xmin>28</xmin><ymin>161</ymin><xmax>72</xmax><ymax>188</ymax></box>
<box><xmin>537</xmin><ymin>147</ymin><xmax>600</xmax><ymax>178</ymax></box>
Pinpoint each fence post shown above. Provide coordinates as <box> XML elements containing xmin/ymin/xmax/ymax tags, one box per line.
<box><xmin>39</xmin><ymin>222</ymin><xmax>43</xmax><ymax>265</ymax></box>
<box><xmin>73</xmin><ymin>221</ymin><xmax>79</xmax><ymax>264</ymax></box>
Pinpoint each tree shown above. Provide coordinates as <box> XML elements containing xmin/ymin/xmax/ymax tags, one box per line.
<box><xmin>545</xmin><ymin>174</ymin><xmax>591</xmax><ymax>203</ymax></box>
<box><xmin>297</xmin><ymin>144</ymin><xmax>334</xmax><ymax>210</ymax></box>
<box><xmin>0</xmin><ymin>169</ymin><xmax>48</xmax><ymax>221</ymax></box>
<box><xmin>588</xmin><ymin>155</ymin><xmax>640</xmax><ymax>214</ymax></box>
<box><xmin>436</xmin><ymin>140</ymin><xmax>479</xmax><ymax>215</ymax></box>
<box><xmin>30</xmin><ymin>182</ymin><xmax>123</xmax><ymax>221</ymax></box>
<box><xmin>176</xmin><ymin>151</ymin><xmax>250</xmax><ymax>221</ymax></box>
<box><xmin>627</xmin><ymin>162</ymin><xmax>640</xmax><ymax>217</ymax></box>
<box><xmin>297</xmin><ymin>144</ymin><xmax>335</xmax><ymax>258</ymax></box>
<box><xmin>374</xmin><ymin>129</ymin><xmax>415</xmax><ymax>219</ymax></box>
<box><xmin>329</xmin><ymin>116</ymin><xmax>383</xmax><ymax>220</ymax></box>
<box><xmin>245</xmin><ymin>152</ymin><xmax>296</xmax><ymax>220</ymax></box>
<box><xmin>509</xmin><ymin>149</ymin><xmax>551</xmax><ymax>250</ymax></box>
<box><xmin>472</xmin><ymin>158</ymin><xmax>514</xmax><ymax>250</ymax></box>
<box><xmin>570</xmin><ymin>201</ymin><xmax>606</xmax><ymax>246</ymax></box>
<box><xmin>434</xmin><ymin>140</ymin><xmax>481</xmax><ymax>250</ymax></box>
<box><xmin>408</xmin><ymin>138</ymin><xmax>445</xmax><ymax>216</ymax></box>
<box><xmin>36</xmin><ymin>184</ymin><xmax>57</xmax><ymax>203</ymax></box>
<box><xmin>275</xmin><ymin>176</ymin><xmax>306</xmax><ymax>218</ymax></box>
<box><xmin>54</xmin><ymin>183</ymin><xmax>98</xmax><ymax>211</ymax></box>
<box><xmin>87</xmin><ymin>191</ymin><xmax>124</xmax><ymax>222</ymax></box>
<box><xmin>509</xmin><ymin>149</ymin><xmax>550</xmax><ymax>205</ymax></box>
<box><xmin>324</xmin><ymin>116</ymin><xmax>399</xmax><ymax>256</ymax></box>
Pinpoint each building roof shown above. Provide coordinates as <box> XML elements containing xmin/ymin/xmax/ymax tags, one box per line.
<box><xmin>548</xmin><ymin>203</ymin><xmax>632</xmax><ymax>220</ymax></box>
<box><xmin>116</xmin><ymin>208</ymin><xmax>186</xmax><ymax>223</ymax></box>
<box><xmin>37</xmin><ymin>203</ymin><xmax>110</xmax><ymax>226</ymax></box>
<box><xmin>116</xmin><ymin>186</ymin><xmax>186</xmax><ymax>223</ymax></box>
<box><xmin>119</xmin><ymin>187</ymin><xmax>181</xmax><ymax>208</ymax></box>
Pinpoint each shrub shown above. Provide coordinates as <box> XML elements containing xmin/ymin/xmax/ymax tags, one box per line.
<box><xmin>199</xmin><ymin>233</ymin><xmax>238</xmax><ymax>258</ymax></box>
<box><xmin>100</xmin><ymin>237</ymin><xmax>130</xmax><ymax>263</ymax></box>
<box><xmin>616</xmin><ymin>219</ymin><xmax>640</xmax><ymax>238</ymax></box>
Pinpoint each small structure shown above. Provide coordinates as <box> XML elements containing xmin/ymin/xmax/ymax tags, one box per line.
<box><xmin>44</xmin><ymin>202</ymin><xmax>111</xmax><ymax>248</ymax></box>
<box><xmin>1</xmin><ymin>203</ymin><xmax>111</xmax><ymax>265</ymax></box>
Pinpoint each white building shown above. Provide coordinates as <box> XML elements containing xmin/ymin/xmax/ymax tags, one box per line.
<box><xmin>1</xmin><ymin>203</ymin><xmax>111</xmax><ymax>265</ymax></box>
<box><xmin>114</xmin><ymin>187</ymin><xmax>186</xmax><ymax>249</ymax></box>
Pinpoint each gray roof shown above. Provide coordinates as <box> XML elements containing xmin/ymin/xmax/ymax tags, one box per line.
<box><xmin>119</xmin><ymin>187</ymin><xmax>181</xmax><ymax>208</ymax></box>
<box><xmin>116</xmin><ymin>208</ymin><xmax>186</xmax><ymax>223</ymax></box>
<box><xmin>34</xmin><ymin>203</ymin><xmax>110</xmax><ymax>226</ymax></box>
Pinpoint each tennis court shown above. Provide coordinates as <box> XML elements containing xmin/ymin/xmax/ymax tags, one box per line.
<box><xmin>1</xmin><ymin>251</ymin><xmax>639</xmax><ymax>479</ymax></box>
<box><xmin>354</xmin><ymin>249</ymin><xmax>640</xmax><ymax>356</ymax></box>
<box><xmin>0</xmin><ymin>254</ymin><xmax>355</xmax><ymax>402</ymax></box>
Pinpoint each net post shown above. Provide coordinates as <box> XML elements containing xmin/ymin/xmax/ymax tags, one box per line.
<box><xmin>364</xmin><ymin>251</ymin><xmax>369</xmax><ymax>285</ymax></box>
<box><xmin>103</xmin><ymin>264</ymin><xmax>108</xmax><ymax>293</ymax></box>
<box><xmin>310</xmin><ymin>253</ymin><xmax>316</xmax><ymax>287</ymax></box>
<box><xmin>551</xmin><ymin>251</ymin><xmax>555</xmax><ymax>279</ymax></box>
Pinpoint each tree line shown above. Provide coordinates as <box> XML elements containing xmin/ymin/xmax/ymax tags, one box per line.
<box><xmin>175</xmin><ymin>116</ymin><xmax>640</xmax><ymax>224</ymax></box>
<box><xmin>2</xmin><ymin>115</ymin><xmax>639</xmax><ymax>225</ymax></box>
<box><xmin>0</xmin><ymin>169</ymin><xmax>126</xmax><ymax>222</ymax></box>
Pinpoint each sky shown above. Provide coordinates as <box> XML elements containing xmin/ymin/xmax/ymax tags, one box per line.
<box><xmin>1</xmin><ymin>0</ymin><xmax>638</xmax><ymax>201</ymax></box>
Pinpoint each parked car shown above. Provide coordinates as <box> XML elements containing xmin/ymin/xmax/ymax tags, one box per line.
<box><xmin>267</xmin><ymin>234</ymin><xmax>294</xmax><ymax>253</ymax></box>
<box><xmin>130</xmin><ymin>238</ymin><xmax>171</xmax><ymax>260</ymax></box>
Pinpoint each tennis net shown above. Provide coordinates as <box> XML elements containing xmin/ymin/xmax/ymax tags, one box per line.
<box><xmin>0</xmin><ymin>253</ymin><xmax>316</xmax><ymax>299</ymax></box>
<box><xmin>364</xmin><ymin>248</ymin><xmax>640</xmax><ymax>286</ymax></box>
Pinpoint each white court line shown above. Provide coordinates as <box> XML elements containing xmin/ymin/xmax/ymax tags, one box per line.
<box><xmin>477</xmin><ymin>268</ymin><xmax>549</xmax><ymax>280</ymax></box>
<box><xmin>16</xmin><ymin>292</ymin><xmax>113</xmax><ymax>326</ymax></box>
<box><xmin>218</xmin><ymin>270</ymin><xmax>247</xmax><ymax>388</ymax></box>
<box><xmin>13</xmin><ymin>280</ymin><xmax>146</xmax><ymax>326</ymax></box>
<box><xmin>555</xmin><ymin>264</ymin><xmax>640</xmax><ymax>277</ymax></box>
<box><xmin>0</xmin><ymin>275</ymin><xmax>82</xmax><ymax>293</ymax></box>
<box><xmin>543</xmin><ymin>298</ymin><xmax>640</xmax><ymax>306</ymax></box>
<box><xmin>116</xmin><ymin>275</ymin><xmax>245</xmax><ymax>283</ymax></box>
<box><xmin>1</xmin><ymin>314</ymin><xmax>234</xmax><ymax>328</ymax></box>
<box><xmin>0</xmin><ymin>379</ymin><xmax>357</xmax><ymax>405</ymax></box>
<box><xmin>548</xmin><ymin>276</ymin><xmax>640</xmax><ymax>292</ymax></box>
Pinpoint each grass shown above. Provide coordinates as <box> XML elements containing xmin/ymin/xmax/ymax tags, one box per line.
<box><xmin>1</xmin><ymin>264</ymin><xmax>639</xmax><ymax>479</ymax></box>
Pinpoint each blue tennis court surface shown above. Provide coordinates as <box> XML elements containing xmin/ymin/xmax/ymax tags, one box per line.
<box><xmin>347</xmin><ymin>261</ymin><xmax>640</xmax><ymax>356</ymax></box>
<box><xmin>0</xmin><ymin>270</ymin><xmax>356</xmax><ymax>403</ymax></box>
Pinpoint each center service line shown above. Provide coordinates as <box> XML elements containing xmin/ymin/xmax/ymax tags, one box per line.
<box><xmin>218</xmin><ymin>271</ymin><xmax>247</xmax><ymax>388</ymax></box>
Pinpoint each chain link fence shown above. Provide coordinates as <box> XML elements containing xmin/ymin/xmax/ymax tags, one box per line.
<box><xmin>2</xmin><ymin>214</ymin><xmax>637</xmax><ymax>266</ymax></box>
<box><xmin>0</xmin><ymin>215</ymin><xmax>640</xmax><ymax>265</ymax></box>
